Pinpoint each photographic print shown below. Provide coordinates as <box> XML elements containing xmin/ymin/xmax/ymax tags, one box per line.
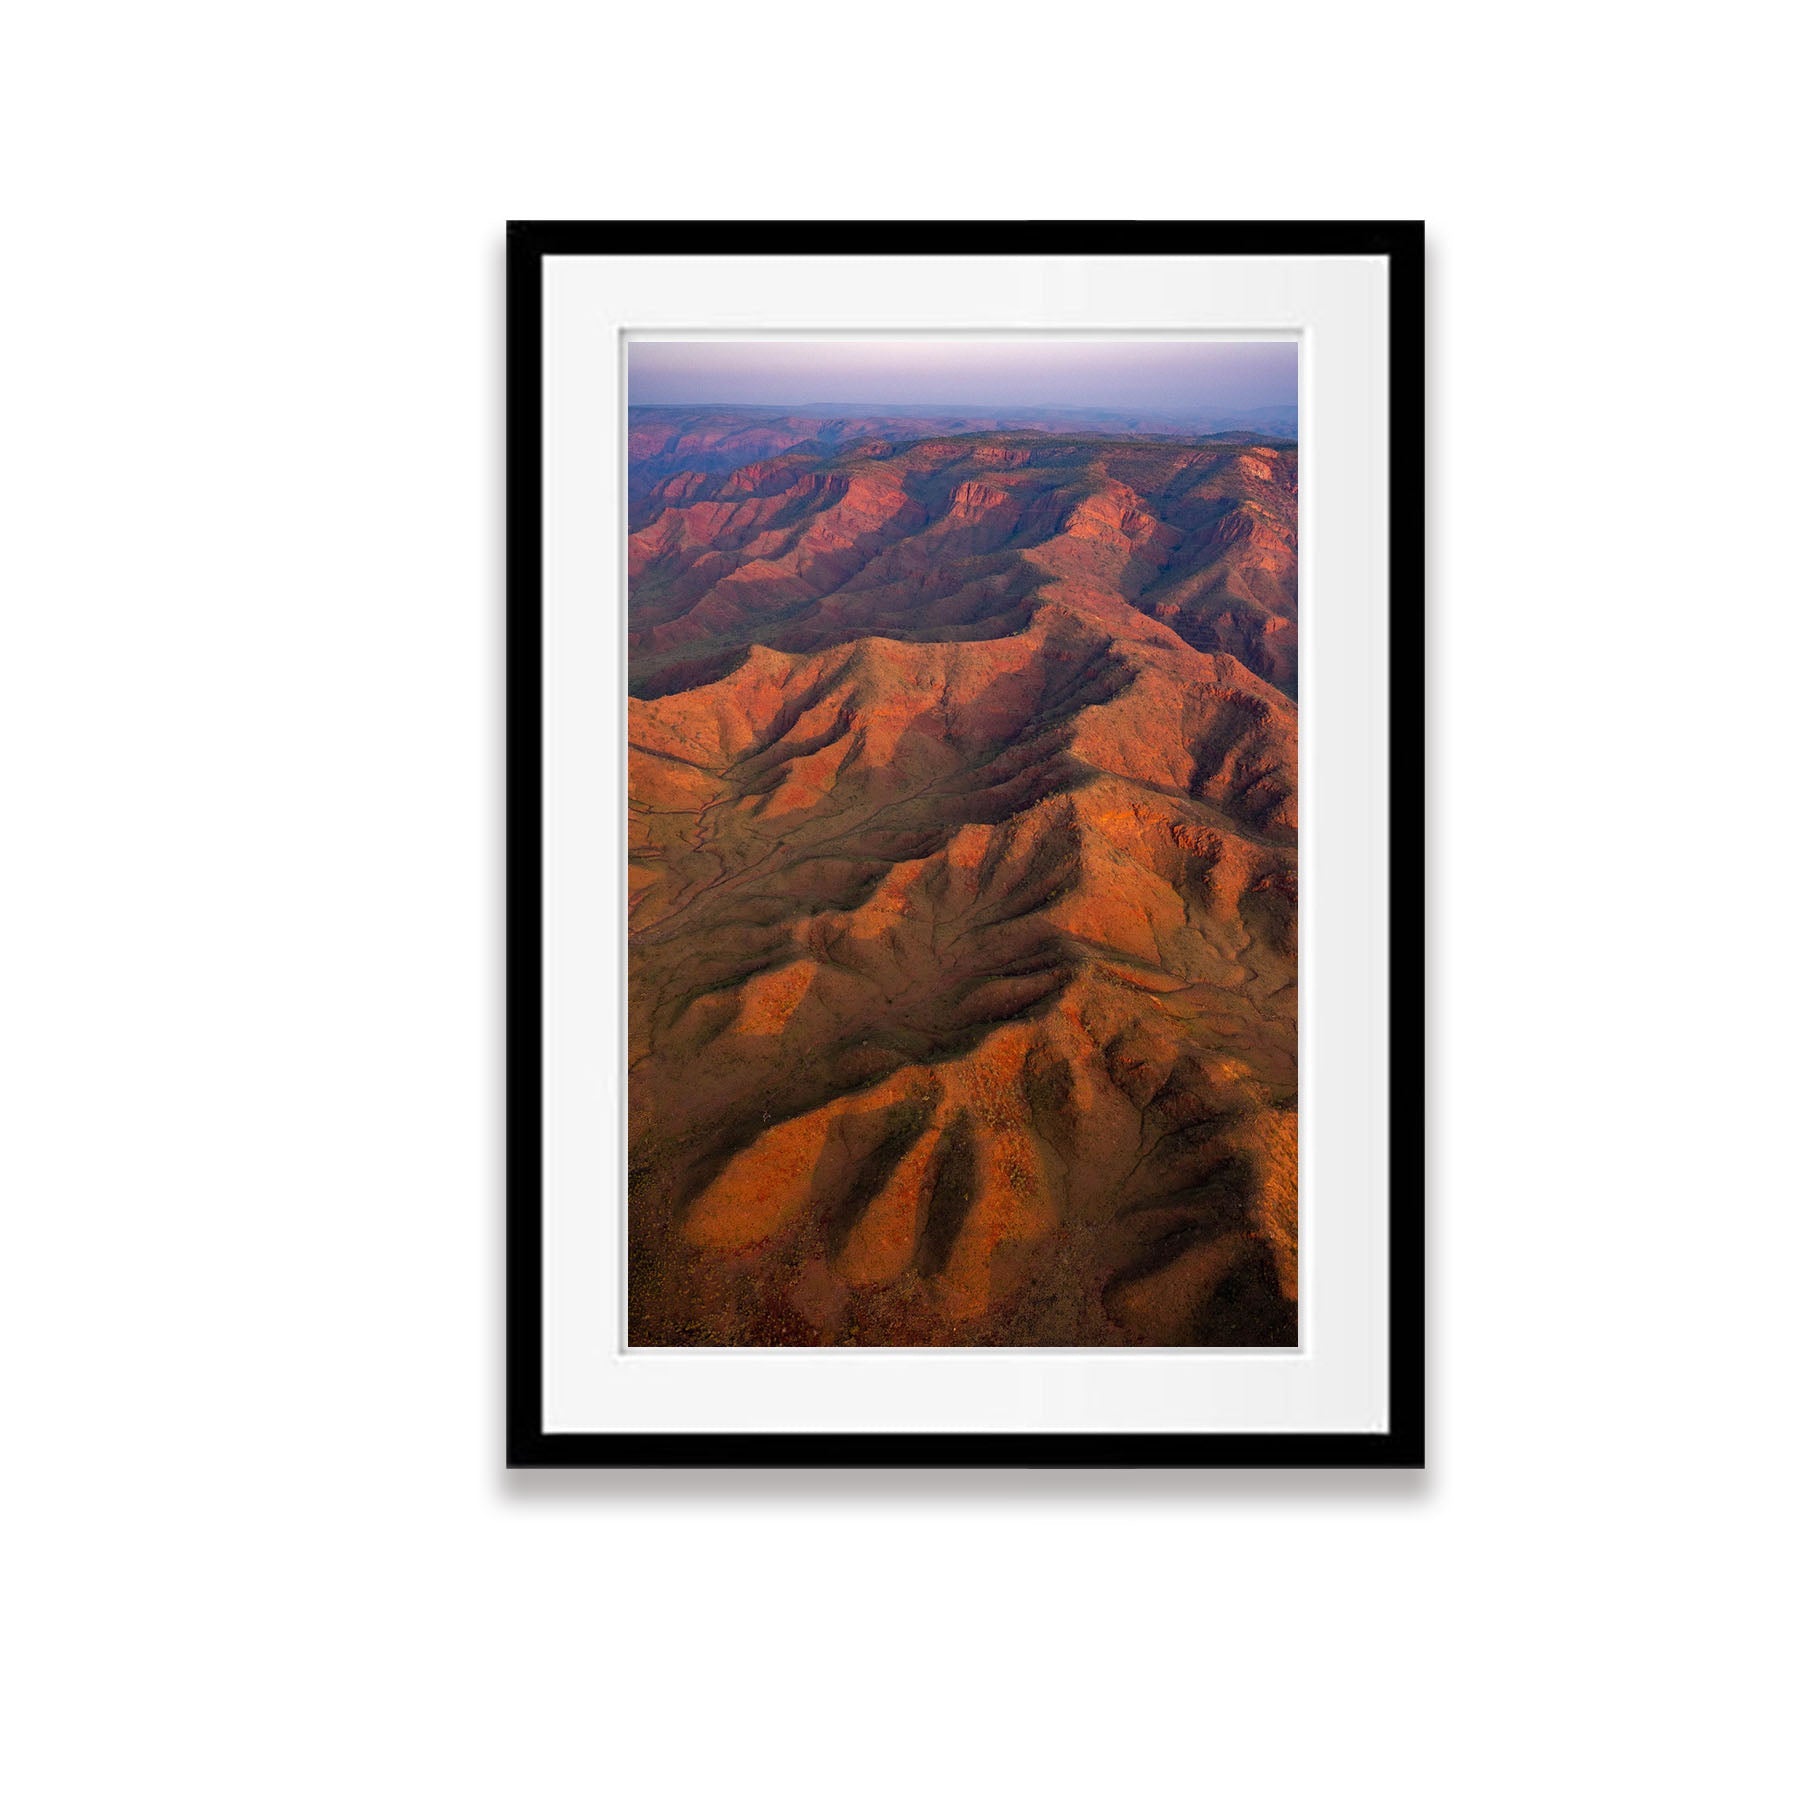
<box><xmin>511</xmin><ymin>221</ymin><xmax>1422</xmax><ymax>1466</ymax></box>
<box><xmin>626</xmin><ymin>335</ymin><xmax>1300</xmax><ymax>1349</ymax></box>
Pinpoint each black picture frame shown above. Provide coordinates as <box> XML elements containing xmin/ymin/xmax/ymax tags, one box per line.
<box><xmin>507</xmin><ymin>221</ymin><xmax>1424</xmax><ymax>1469</ymax></box>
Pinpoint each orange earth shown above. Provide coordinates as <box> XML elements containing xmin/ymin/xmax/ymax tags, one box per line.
<box><xmin>627</xmin><ymin>416</ymin><xmax>1298</xmax><ymax>1346</ymax></box>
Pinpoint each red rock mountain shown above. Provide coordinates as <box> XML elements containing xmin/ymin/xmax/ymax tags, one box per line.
<box><xmin>628</xmin><ymin>424</ymin><xmax>1298</xmax><ymax>1346</ymax></box>
<box><xmin>629</xmin><ymin>403</ymin><xmax>1299</xmax><ymax>502</ymax></box>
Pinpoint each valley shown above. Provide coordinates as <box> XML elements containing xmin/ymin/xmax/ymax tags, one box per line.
<box><xmin>627</xmin><ymin>411</ymin><xmax>1299</xmax><ymax>1346</ymax></box>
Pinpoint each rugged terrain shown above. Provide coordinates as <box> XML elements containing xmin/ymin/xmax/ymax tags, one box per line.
<box><xmin>628</xmin><ymin>402</ymin><xmax>1298</xmax><ymax>502</ymax></box>
<box><xmin>627</xmin><ymin>415</ymin><xmax>1299</xmax><ymax>1346</ymax></box>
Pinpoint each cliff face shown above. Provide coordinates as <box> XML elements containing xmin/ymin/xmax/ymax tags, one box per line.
<box><xmin>627</xmin><ymin>425</ymin><xmax>1299</xmax><ymax>1346</ymax></box>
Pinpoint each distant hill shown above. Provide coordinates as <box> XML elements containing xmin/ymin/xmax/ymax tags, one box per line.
<box><xmin>628</xmin><ymin>404</ymin><xmax>1296</xmax><ymax>500</ymax></box>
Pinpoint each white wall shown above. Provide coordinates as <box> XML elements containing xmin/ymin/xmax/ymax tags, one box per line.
<box><xmin>3</xmin><ymin>5</ymin><xmax>1790</xmax><ymax>1794</ymax></box>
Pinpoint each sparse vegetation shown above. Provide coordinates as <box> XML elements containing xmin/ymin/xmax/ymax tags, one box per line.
<box><xmin>627</xmin><ymin>410</ymin><xmax>1297</xmax><ymax>1348</ymax></box>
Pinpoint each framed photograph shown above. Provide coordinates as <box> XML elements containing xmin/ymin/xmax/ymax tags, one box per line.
<box><xmin>507</xmin><ymin>221</ymin><xmax>1423</xmax><ymax>1468</ymax></box>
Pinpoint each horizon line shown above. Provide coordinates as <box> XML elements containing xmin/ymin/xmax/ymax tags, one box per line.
<box><xmin>628</xmin><ymin>397</ymin><xmax>1298</xmax><ymax>413</ymax></box>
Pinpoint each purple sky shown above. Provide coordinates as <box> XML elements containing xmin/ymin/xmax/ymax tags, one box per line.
<box><xmin>629</xmin><ymin>337</ymin><xmax>1296</xmax><ymax>413</ymax></box>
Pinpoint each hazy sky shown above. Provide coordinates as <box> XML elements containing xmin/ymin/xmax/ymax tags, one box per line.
<box><xmin>629</xmin><ymin>337</ymin><xmax>1296</xmax><ymax>413</ymax></box>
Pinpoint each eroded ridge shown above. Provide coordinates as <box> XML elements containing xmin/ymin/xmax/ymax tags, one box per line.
<box><xmin>628</xmin><ymin>426</ymin><xmax>1299</xmax><ymax>1346</ymax></box>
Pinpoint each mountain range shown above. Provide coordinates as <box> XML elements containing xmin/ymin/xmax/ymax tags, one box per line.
<box><xmin>627</xmin><ymin>409</ymin><xmax>1298</xmax><ymax>1346</ymax></box>
<box><xmin>628</xmin><ymin>402</ymin><xmax>1297</xmax><ymax>501</ymax></box>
